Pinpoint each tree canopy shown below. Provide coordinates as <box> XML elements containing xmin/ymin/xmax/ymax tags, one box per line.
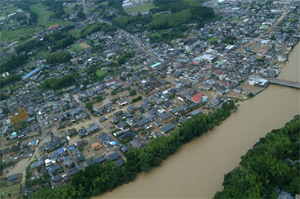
<box><xmin>147</xmin><ymin>6</ymin><xmax>215</xmax><ymax>31</ymax></box>
<box><xmin>0</xmin><ymin>55</ymin><xmax>27</xmax><ymax>74</ymax></box>
<box><xmin>46</xmin><ymin>51</ymin><xmax>71</xmax><ymax>64</ymax></box>
<box><xmin>42</xmin><ymin>75</ymin><xmax>76</xmax><ymax>90</ymax></box>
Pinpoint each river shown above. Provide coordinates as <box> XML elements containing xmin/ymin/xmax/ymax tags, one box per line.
<box><xmin>96</xmin><ymin>44</ymin><xmax>300</xmax><ymax>199</ymax></box>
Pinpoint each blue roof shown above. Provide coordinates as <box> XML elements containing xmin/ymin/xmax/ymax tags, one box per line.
<box><xmin>57</xmin><ymin>146</ymin><xmax>65</xmax><ymax>155</ymax></box>
<box><xmin>30</xmin><ymin>140</ymin><xmax>37</xmax><ymax>145</ymax></box>
<box><xmin>22</xmin><ymin>68</ymin><xmax>40</xmax><ymax>79</ymax></box>
<box><xmin>111</xmin><ymin>141</ymin><xmax>117</xmax><ymax>145</ymax></box>
<box><xmin>151</xmin><ymin>63</ymin><xmax>161</xmax><ymax>68</ymax></box>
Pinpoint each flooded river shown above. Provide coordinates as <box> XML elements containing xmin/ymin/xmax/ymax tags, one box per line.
<box><xmin>97</xmin><ymin>44</ymin><xmax>300</xmax><ymax>198</ymax></box>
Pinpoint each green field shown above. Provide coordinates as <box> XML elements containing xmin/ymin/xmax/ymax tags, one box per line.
<box><xmin>30</xmin><ymin>3</ymin><xmax>50</xmax><ymax>26</ymax></box>
<box><xmin>31</xmin><ymin>3</ymin><xmax>71</xmax><ymax>27</ymax></box>
<box><xmin>124</xmin><ymin>2</ymin><xmax>157</xmax><ymax>14</ymax></box>
<box><xmin>0</xmin><ymin>26</ymin><xmax>43</xmax><ymax>42</ymax></box>
<box><xmin>231</xmin><ymin>17</ymin><xmax>241</xmax><ymax>21</ymax></box>
<box><xmin>1</xmin><ymin>184</ymin><xmax>21</xmax><ymax>198</ymax></box>
<box><xmin>2</xmin><ymin>6</ymin><xmax>18</xmax><ymax>14</ymax></box>
<box><xmin>69</xmin><ymin>44</ymin><xmax>83</xmax><ymax>52</ymax></box>
<box><xmin>184</xmin><ymin>0</ymin><xmax>203</xmax><ymax>6</ymax></box>
<box><xmin>98</xmin><ymin>1</ymin><xmax>108</xmax><ymax>6</ymax></box>
<box><xmin>69</xmin><ymin>28</ymin><xmax>83</xmax><ymax>38</ymax></box>
<box><xmin>207</xmin><ymin>37</ymin><xmax>219</xmax><ymax>42</ymax></box>
<box><xmin>96</xmin><ymin>70</ymin><xmax>107</xmax><ymax>78</ymax></box>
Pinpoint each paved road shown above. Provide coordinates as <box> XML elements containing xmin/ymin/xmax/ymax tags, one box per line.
<box><xmin>82</xmin><ymin>0</ymin><xmax>87</xmax><ymax>15</ymax></box>
<box><xmin>26</xmin><ymin>12</ymin><xmax>30</xmax><ymax>24</ymax></box>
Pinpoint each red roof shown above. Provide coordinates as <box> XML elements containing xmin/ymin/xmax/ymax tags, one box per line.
<box><xmin>49</xmin><ymin>24</ymin><xmax>58</xmax><ymax>29</ymax></box>
<box><xmin>192</xmin><ymin>93</ymin><xmax>205</xmax><ymax>103</ymax></box>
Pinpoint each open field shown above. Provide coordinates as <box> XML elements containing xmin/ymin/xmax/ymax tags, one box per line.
<box><xmin>98</xmin><ymin>1</ymin><xmax>108</xmax><ymax>6</ymax></box>
<box><xmin>33</xmin><ymin>50</ymin><xmax>50</xmax><ymax>59</ymax></box>
<box><xmin>96</xmin><ymin>70</ymin><xmax>106</xmax><ymax>78</ymax></box>
<box><xmin>1</xmin><ymin>5</ymin><xmax>18</xmax><ymax>15</ymax></box>
<box><xmin>69</xmin><ymin>27</ymin><xmax>85</xmax><ymax>38</ymax></box>
<box><xmin>207</xmin><ymin>37</ymin><xmax>219</xmax><ymax>42</ymax></box>
<box><xmin>69</xmin><ymin>44</ymin><xmax>83</xmax><ymax>52</ymax></box>
<box><xmin>1</xmin><ymin>184</ymin><xmax>21</xmax><ymax>198</ymax></box>
<box><xmin>231</xmin><ymin>17</ymin><xmax>242</xmax><ymax>21</ymax></box>
<box><xmin>184</xmin><ymin>0</ymin><xmax>203</xmax><ymax>6</ymax></box>
<box><xmin>124</xmin><ymin>2</ymin><xmax>156</xmax><ymax>14</ymax></box>
<box><xmin>80</xmin><ymin>42</ymin><xmax>91</xmax><ymax>49</ymax></box>
<box><xmin>30</xmin><ymin>3</ymin><xmax>50</xmax><ymax>26</ymax></box>
<box><xmin>0</xmin><ymin>26</ymin><xmax>43</xmax><ymax>42</ymax></box>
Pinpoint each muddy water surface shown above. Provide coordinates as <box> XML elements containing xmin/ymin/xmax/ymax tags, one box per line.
<box><xmin>96</xmin><ymin>44</ymin><xmax>300</xmax><ymax>198</ymax></box>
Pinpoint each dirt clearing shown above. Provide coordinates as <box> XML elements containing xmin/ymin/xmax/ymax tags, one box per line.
<box><xmin>80</xmin><ymin>42</ymin><xmax>91</xmax><ymax>49</ymax></box>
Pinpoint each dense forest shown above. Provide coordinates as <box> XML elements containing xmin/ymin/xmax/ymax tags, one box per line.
<box><xmin>0</xmin><ymin>75</ymin><xmax>22</xmax><ymax>88</ymax></box>
<box><xmin>214</xmin><ymin>115</ymin><xmax>300</xmax><ymax>198</ymax></box>
<box><xmin>1</xmin><ymin>55</ymin><xmax>27</xmax><ymax>74</ymax></box>
<box><xmin>147</xmin><ymin>6</ymin><xmax>215</xmax><ymax>31</ymax></box>
<box><xmin>15</xmin><ymin>39</ymin><xmax>44</xmax><ymax>54</ymax></box>
<box><xmin>117</xmin><ymin>51</ymin><xmax>134</xmax><ymax>65</ymax></box>
<box><xmin>80</xmin><ymin>22</ymin><xmax>117</xmax><ymax>38</ymax></box>
<box><xmin>42</xmin><ymin>75</ymin><xmax>76</xmax><ymax>90</ymax></box>
<box><xmin>46</xmin><ymin>51</ymin><xmax>71</xmax><ymax>64</ymax></box>
<box><xmin>15</xmin><ymin>28</ymin><xmax>75</xmax><ymax>54</ymax></box>
<box><xmin>31</xmin><ymin>101</ymin><xmax>237</xmax><ymax>198</ymax></box>
<box><xmin>42</xmin><ymin>0</ymin><xmax>66</xmax><ymax>20</ymax></box>
<box><xmin>112</xmin><ymin>13</ymin><xmax>153</xmax><ymax>33</ymax></box>
<box><xmin>109</xmin><ymin>0</ymin><xmax>216</xmax><ymax>40</ymax></box>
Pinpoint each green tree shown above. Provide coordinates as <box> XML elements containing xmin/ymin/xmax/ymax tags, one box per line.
<box><xmin>77</xmin><ymin>11</ymin><xmax>86</xmax><ymax>19</ymax></box>
<box><xmin>129</xmin><ymin>90</ymin><xmax>136</xmax><ymax>96</ymax></box>
<box><xmin>85</xmin><ymin>103</ymin><xmax>93</xmax><ymax>111</ymax></box>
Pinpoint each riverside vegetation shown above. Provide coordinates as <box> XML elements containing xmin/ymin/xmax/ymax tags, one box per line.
<box><xmin>214</xmin><ymin>115</ymin><xmax>300</xmax><ymax>198</ymax></box>
<box><xmin>31</xmin><ymin>101</ymin><xmax>237</xmax><ymax>198</ymax></box>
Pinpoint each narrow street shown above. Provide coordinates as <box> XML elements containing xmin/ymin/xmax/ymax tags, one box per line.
<box><xmin>82</xmin><ymin>0</ymin><xmax>87</xmax><ymax>15</ymax></box>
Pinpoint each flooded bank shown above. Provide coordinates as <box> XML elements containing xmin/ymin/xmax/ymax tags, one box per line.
<box><xmin>97</xmin><ymin>44</ymin><xmax>300</xmax><ymax>199</ymax></box>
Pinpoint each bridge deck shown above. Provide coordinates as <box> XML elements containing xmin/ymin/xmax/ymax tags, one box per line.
<box><xmin>268</xmin><ymin>78</ymin><xmax>300</xmax><ymax>89</ymax></box>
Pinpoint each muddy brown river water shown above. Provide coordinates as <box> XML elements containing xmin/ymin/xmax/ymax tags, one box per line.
<box><xmin>96</xmin><ymin>44</ymin><xmax>300</xmax><ymax>199</ymax></box>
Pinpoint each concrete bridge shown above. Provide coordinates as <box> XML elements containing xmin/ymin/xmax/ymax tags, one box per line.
<box><xmin>268</xmin><ymin>78</ymin><xmax>300</xmax><ymax>89</ymax></box>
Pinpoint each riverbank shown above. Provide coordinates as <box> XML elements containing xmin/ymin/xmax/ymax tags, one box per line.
<box><xmin>96</xmin><ymin>44</ymin><xmax>300</xmax><ymax>198</ymax></box>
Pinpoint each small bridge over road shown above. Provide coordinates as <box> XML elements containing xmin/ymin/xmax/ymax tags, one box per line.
<box><xmin>268</xmin><ymin>78</ymin><xmax>300</xmax><ymax>89</ymax></box>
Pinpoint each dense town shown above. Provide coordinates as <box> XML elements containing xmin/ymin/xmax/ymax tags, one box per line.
<box><xmin>0</xmin><ymin>0</ymin><xmax>299</xmax><ymax>198</ymax></box>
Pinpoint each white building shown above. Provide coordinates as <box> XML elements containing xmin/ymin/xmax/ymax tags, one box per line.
<box><xmin>2</xmin><ymin>72</ymin><xmax>9</xmax><ymax>77</ymax></box>
<box><xmin>277</xmin><ymin>55</ymin><xmax>287</xmax><ymax>62</ymax></box>
<box><xmin>248</xmin><ymin>75</ymin><xmax>260</xmax><ymax>85</ymax></box>
<box><xmin>122</xmin><ymin>1</ymin><xmax>135</xmax><ymax>9</ymax></box>
<box><xmin>194</xmin><ymin>54</ymin><xmax>218</xmax><ymax>64</ymax></box>
<box><xmin>185</xmin><ymin>40</ymin><xmax>200</xmax><ymax>51</ymax></box>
